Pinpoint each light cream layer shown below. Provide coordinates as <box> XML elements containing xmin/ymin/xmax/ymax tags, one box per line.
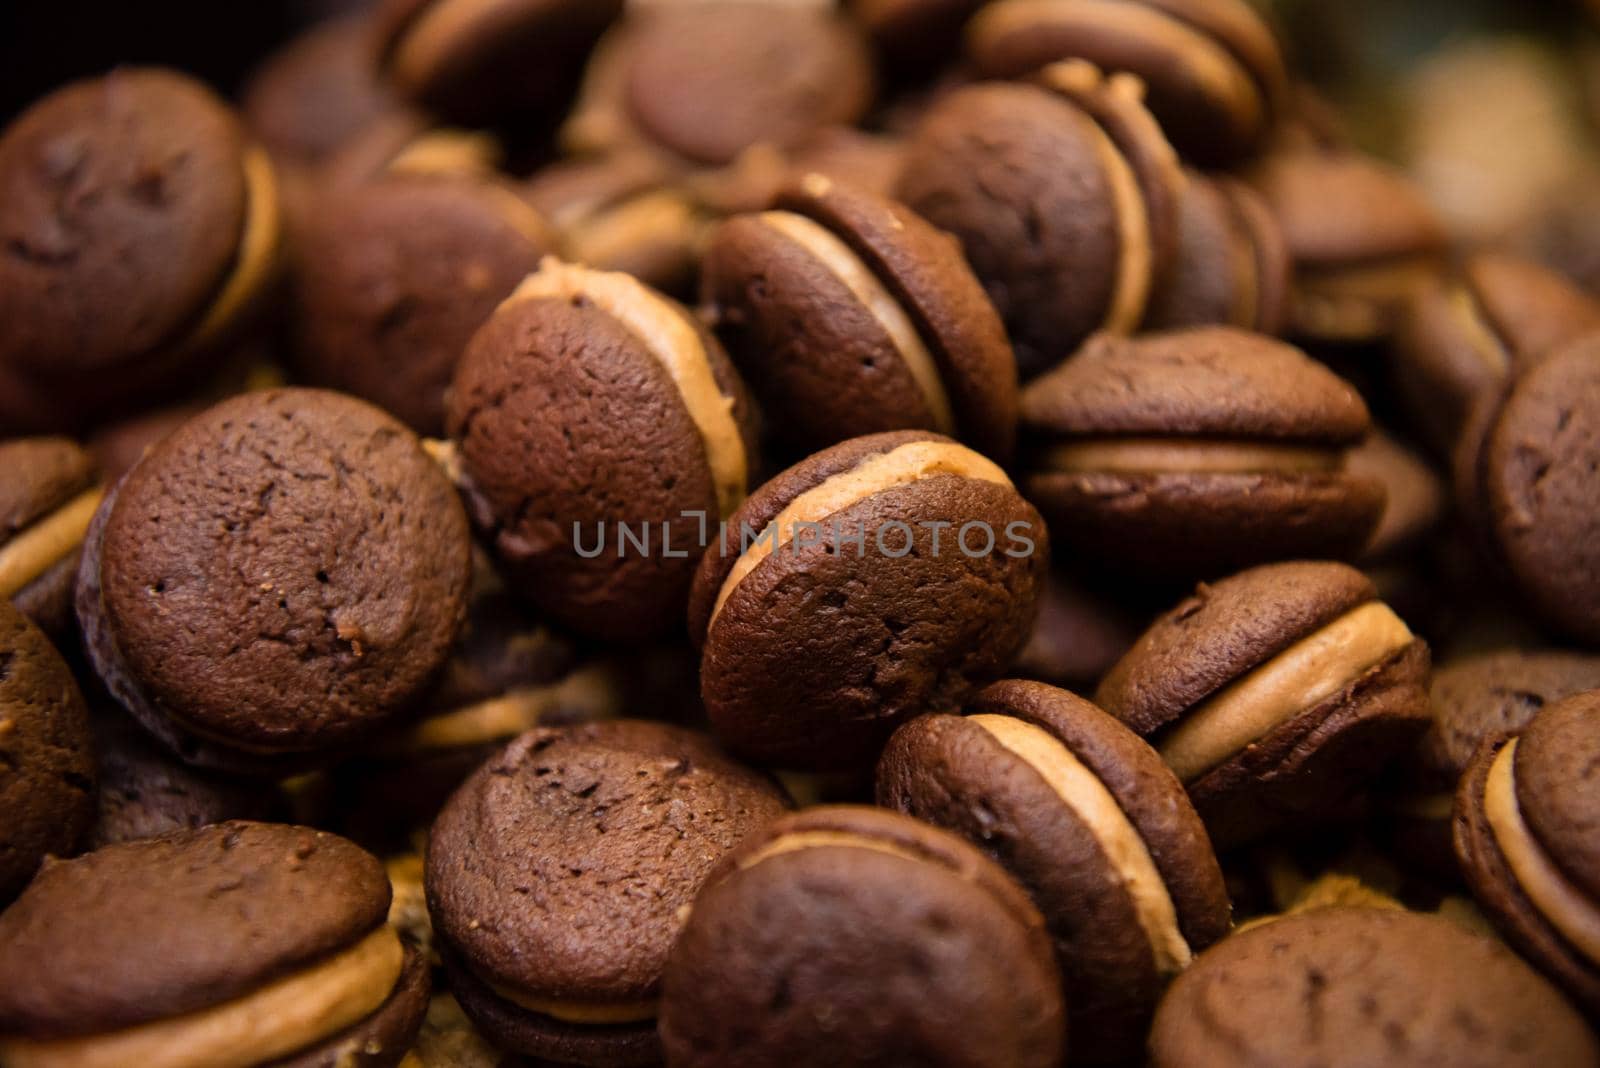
<box><xmin>487</xmin><ymin>984</ymin><xmax>657</xmax><ymax>1026</ymax></box>
<box><xmin>970</xmin><ymin>713</ymin><xmax>1191</xmax><ymax>974</ymax></box>
<box><xmin>180</xmin><ymin>147</ymin><xmax>282</xmax><ymax>355</ymax></box>
<box><xmin>737</xmin><ymin>829</ymin><xmax>928</xmax><ymax>872</ymax></box>
<box><xmin>570</xmin><ymin>190</ymin><xmax>702</xmax><ymax>274</ymax></box>
<box><xmin>390</xmin><ymin>0</ymin><xmax>509</xmax><ymax>90</ymax></box>
<box><xmin>708</xmin><ymin>440</ymin><xmax>1012</xmax><ymax>625</ymax></box>
<box><xmin>1041</xmin><ymin>439</ymin><xmax>1342</xmax><ymax>476</ymax></box>
<box><xmin>756</xmin><ymin>209</ymin><xmax>956</xmax><ymax>435</ymax></box>
<box><xmin>1160</xmin><ymin>601</ymin><xmax>1414</xmax><ymax>783</ymax></box>
<box><xmin>1485</xmin><ymin>739</ymin><xmax>1600</xmax><ymax>965</ymax></box>
<box><xmin>0</xmin><ymin>487</ymin><xmax>103</xmax><ymax>598</ymax></box>
<box><xmin>1447</xmin><ymin>283</ymin><xmax>1511</xmax><ymax>376</ymax></box>
<box><xmin>387</xmin><ymin>129</ymin><xmax>503</xmax><ymax>181</ymax></box>
<box><xmin>509</xmin><ymin>258</ymin><xmax>748</xmax><ymax>519</ymax></box>
<box><xmin>0</xmin><ymin>925</ymin><xmax>403</xmax><ymax>1068</ymax></box>
<box><xmin>383</xmin><ymin>670</ymin><xmax>621</xmax><ymax>755</ymax></box>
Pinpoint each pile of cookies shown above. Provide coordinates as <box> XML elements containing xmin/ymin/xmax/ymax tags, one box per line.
<box><xmin>2</xmin><ymin>0</ymin><xmax>1600</xmax><ymax>1065</ymax></box>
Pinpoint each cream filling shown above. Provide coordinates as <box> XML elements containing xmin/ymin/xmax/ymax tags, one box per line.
<box><xmin>970</xmin><ymin>714</ymin><xmax>1192</xmax><ymax>974</ymax></box>
<box><xmin>708</xmin><ymin>440</ymin><xmax>1012</xmax><ymax>625</ymax></box>
<box><xmin>974</xmin><ymin>0</ymin><xmax>1259</xmax><ymax>136</ymax></box>
<box><xmin>1159</xmin><ymin>602</ymin><xmax>1414</xmax><ymax>783</ymax></box>
<box><xmin>508</xmin><ymin>258</ymin><xmax>748</xmax><ymax>519</ymax></box>
<box><xmin>568</xmin><ymin>189</ymin><xmax>702</xmax><ymax>274</ymax></box>
<box><xmin>390</xmin><ymin>0</ymin><xmax>513</xmax><ymax>92</ymax></box>
<box><xmin>737</xmin><ymin>829</ymin><xmax>929</xmax><ymax>872</ymax></box>
<box><xmin>1041</xmin><ymin>439</ymin><xmax>1342</xmax><ymax>476</ymax></box>
<box><xmin>1485</xmin><ymin>740</ymin><xmax>1600</xmax><ymax>966</ymax></box>
<box><xmin>0</xmin><ymin>926</ymin><xmax>403</xmax><ymax>1068</ymax></box>
<box><xmin>387</xmin><ymin>129</ymin><xmax>503</xmax><ymax>181</ymax></box>
<box><xmin>1296</xmin><ymin>256</ymin><xmax>1442</xmax><ymax>339</ymax></box>
<box><xmin>0</xmin><ymin>487</ymin><xmax>103</xmax><ymax>598</ymax></box>
<box><xmin>178</xmin><ymin>147</ymin><xmax>281</xmax><ymax>355</ymax></box>
<box><xmin>1088</xmin><ymin>108</ymin><xmax>1153</xmax><ymax>335</ymax></box>
<box><xmin>380</xmin><ymin>671</ymin><xmax>621</xmax><ymax>755</ymax></box>
<box><xmin>1447</xmin><ymin>284</ymin><xmax>1511</xmax><ymax>376</ymax></box>
<box><xmin>756</xmin><ymin>209</ymin><xmax>956</xmax><ymax>435</ymax></box>
<box><xmin>487</xmin><ymin>984</ymin><xmax>657</xmax><ymax>1025</ymax></box>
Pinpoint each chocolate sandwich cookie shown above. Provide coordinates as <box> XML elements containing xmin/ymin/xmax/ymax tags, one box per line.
<box><xmin>967</xmin><ymin>0</ymin><xmax>1288</xmax><ymax>165</ymax></box>
<box><xmin>447</xmin><ymin>258</ymin><xmax>758</xmax><ymax>643</ymax></box>
<box><xmin>898</xmin><ymin>61</ymin><xmax>1184</xmax><ymax>377</ymax></box>
<box><xmin>1249</xmin><ymin>146</ymin><xmax>1449</xmax><ymax>344</ymax></box>
<box><xmin>1144</xmin><ymin>168</ymin><xmax>1290</xmax><ymax>335</ymax></box>
<box><xmin>320</xmin><ymin>114</ymin><xmax>503</xmax><ymax>193</ymax></box>
<box><xmin>77</xmin><ymin>388</ymin><xmax>473</xmax><ymax>774</ymax></box>
<box><xmin>563</xmin><ymin>2</ymin><xmax>874</xmax><ymax>168</ymax></box>
<box><xmin>1387</xmin><ymin>650</ymin><xmax>1600</xmax><ymax>880</ymax></box>
<box><xmin>1454</xmin><ymin>337</ymin><xmax>1600</xmax><ymax>646</ymax></box>
<box><xmin>0</xmin><ymin>69</ymin><xmax>284</xmax><ymax>434</ymax></box>
<box><xmin>1097</xmin><ymin>561</ymin><xmax>1431</xmax><ymax>847</ymax></box>
<box><xmin>290</xmin><ymin>173</ymin><xmax>557</xmax><ymax>436</ymax></box>
<box><xmin>1396</xmin><ymin>253</ymin><xmax>1600</xmax><ymax>458</ymax></box>
<box><xmin>0</xmin><ymin>601</ymin><xmax>94</xmax><ymax>903</ymax></box>
<box><xmin>243</xmin><ymin>14</ymin><xmax>406</xmax><ymax>171</ymax></box>
<box><xmin>524</xmin><ymin>151</ymin><xmax>706</xmax><ymax>298</ymax></box>
<box><xmin>1456</xmin><ymin>690</ymin><xmax>1600</xmax><ymax>1014</ymax></box>
<box><xmin>878</xmin><ymin>680</ymin><xmax>1230</xmax><ymax>1064</ymax></box>
<box><xmin>84</xmin><ymin>704</ymin><xmax>286</xmax><ymax>851</ymax></box>
<box><xmin>427</xmin><ymin>720</ymin><xmax>791</xmax><ymax>1066</ymax></box>
<box><xmin>0</xmin><ymin>438</ymin><xmax>102</xmax><ymax>637</ymax></box>
<box><xmin>1019</xmin><ymin>327</ymin><xmax>1384</xmax><ymax>580</ymax></box>
<box><xmin>374</xmin><ymin>0</ymin><xmax>622</xmax><ymax>125</ymax></box>
<box><xmin>1011</xmin><ymin>569</ymin><xmax>1141</xmax><ymax>693</ymax></box>
<box><xmin>0</xmin><ymin>822</ymin><xmax>430</xmax><ymax>1068</ymax></box>
<box><xmin>659</xmin><ymin>805</ymin><xmax>1065</xmax><ymax>1068</ymax></box>
<box><xmin>702</xmin><ymin>175</ymin><xmax>1018</xmax><ymax>460</ymax></box>
<box><xmin>689</xmin><ymin>430</ymin><xmax>1048</xmax><ymax>769</ymax></box>
<box><xmin>1345</xmin><ymin>429</ymin><xmax>1444</xmax><ymax>565</ymax></box>
<box><xmin>1150</xmin><ymin>907</ymin><xmax>1598</xmax><ymax>1068</ymax></box>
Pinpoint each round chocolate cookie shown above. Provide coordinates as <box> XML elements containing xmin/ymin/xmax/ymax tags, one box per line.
<box><xmin>967</xmin><ymin>0</ymin><xmax>1288</xmax><ymax>165</ymax></box>
<box><xmin>0</xmin><ymin>822</ymin><xmax>429</xmax><ymax>1068</ymax></box>
<box><xmin>375</xmin><ymin>0</ymin><xmax>622</xmax><ymax>125</ymax></box>
<box><xmin>243</xmin><ymin>14</ymin><xmax>406</xmax><ymax>170</ymax></box>
<box><xmin>702</xmin><ymin>175</ymin><xmax>1018</xmax><ymax>460</ymax></box>
<box><xmin>290</xmin><ymin>173</ymin><xmax>557</xmax><ymax>436</ymax></box>
<box><xmin>0</xmin><ymin>437</ymin><xmax>102</xmax><ymax>638</ymax></box>
<box><xmin>1096</xmin><ymin>561</ymin><xmax>1432</xmax><ymax>848</ymax></box>
<box><xmin>1019</xmin><ymin>327</ymin><xmax>1384</xmax><ymax>581</ymax></box>
<box><xmin>84</xmin><ymin>703</ymin><xmax>286</xmax><ymax>851</ymax></box>
<box><xmin>426</xmin><ymin>720</ymin><xmax>791</xmax><ymax>1066</ymax></box>
<box><xmin>1345</xmin><ymin>429</ymin><xmax>1444</xmax><ymax>565</ymax></box>
<box><xmin>1396</xmin><ymin>253</ymin><xmax>1600</xmax><ymax>458</ymax></box>
<box><xmin>0</xmin><ymin>601</ymin><xmax>95</xmax><ymax>903</ymax></box>
<box><xmin>564</xmin><ymin>2</ymin><xmax>874</xmax><ymax>167</ymax></box>
<box><xmin>689</xmin><ymin>430</ymin><xmax>1048</xmax><ymax>770</ymax></box>
<box><xmin>1249</xmin><ymin>146</ymin><xmax>1449</xmax><ymax>344</ymax></box>
<box><xmin>1144</xmin><ymin>169</ymin><xmax>1290</xmax><ymax>336</ymax></box>
<box><xmin>1455</xmin><ymin>690</ymin><xmax>1600</xmax><ymax>1015</ymax></box>
<box><xmin>446</xmin><ymin>258</ymin><xmax>758</xmax><ymax>643</ymax></box>
<box><xmin>0</xmin><ymin>68</ymin><xmax>283</xmax><ymax>434</ymax></box>
<box><xmin>898</xmin><ymin>62</ymin><xmax>1183</xmax><ymax>378</ymax></box>
<box><xmin>77</xmin><ymin>388</ymin><xmax>473</xmax><ymax>775</ymax></box>
<box><xmin>1150</xmin><ymin>907</ymin><xmax>1598</xmax><ymax>1067</ymax></box>
<box><xmin>1455</xmin><ymin>337</ymin><xmax>1600</xmax><ymax>646</ymax></box>
<box><xmin>659</xmin><ymin>804</ymin><xmax>1065</xmax><ymax>1068</ymax></box>
<box><xmin>878</xmin><ymin>680</ymin><xmax>1230</xmax><ymax>1064</ymax></box>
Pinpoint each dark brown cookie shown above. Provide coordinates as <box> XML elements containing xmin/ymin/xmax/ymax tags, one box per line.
<box><xmin>689</xmin><ymin>430</ymin><xmax>1048</xmax><ymax>770</ymax></box>
<box><xmin>878</xmin><ymin>680</ymin><xmax>1230</xmax><ymax>1063</ymax></box>
<box><xmin>1020</xmin><ymin>327</ymin><xmax>1384</xmax><ymax>581</ymax></box>
<box><xmin>1097</xmin><ymin>561</ymin><xmax>1431</xmax><ymax>847</ymax></box>
<box><xmin>1250</xmin><ymin>146</ymin><xmax>1449</xmax><ymax>344</ymax></box>
<box><xmin>967</xmin><ymin>0</ymin><xmax>1288</xmax><ymax>165</ymax></box>
<box><xmin>898</xmin><ymin>65</ymin><xmax>1183</xmax><ymax>378</ymax></box>
<box><xmin>243</xmin><ymin>14</ymin><xmax>405</xmax><ymax>169</ymax></box>
<box><xmin>426</xmin><ymin>720</ymin><xmax>790</xmax><ymax>1066</ymax></box>
<box><xmin>0</xmin><ymin>601</ymin><xmax>94</xmax><ymax>903</ymax></box>
<box><xmin>375</xmin><ymin>0</ymin><xmax>622</xmax><ymax>125</ymax></box>
<box><xmin>1345</xmin><ymin>429</ymin><xmax>1444</xmax><ymax>565</ymax></box>
<box><xmin>77</xmin><ymin>388</ymin><xmax>472</xmax><ymax>775</ymax></box>
<box><xmin>658</xmin><ymin>805</ymin><xmax>1065</xmax><ymax>1068</ymax></box>
<box><xmin>703</xmin><ymin>175</ymin><xmax>1017</xmax><ymax>460</ymax></box>
<box><xmin>447</xmin><ymin>258</ymin><xmax>758</xmax><ymax>643</ymax></box>
<box><xmin>564</xmin><ymin>2</ymin><xmax>874</xmax><ymax>167</ymax></box>
<box><xmin>1145</xmin><ymin>169</ymin><xmax>1290</xmax><ymax>335</ymax></box>
<box><xmin>290</xmin><ymin>174</ymin><xmax>557</xmax><ymax>436</ymax></box>
<box><xmin>1455</xmin><ymin>338</ymin><xmax>1600</xmax><ymax>647</ymax></box>
<box><xmin>0</xmin><ymin>68</ymin><xmax>284</xmax><ymax>434</ymax></box>
<box><xmin>1150</xmin><ymin>907</ymin><xmax>1598</xmax><ymax>1067</ymax></box>
<box><xmin>1455</xmin><ymin>691</ymin><xmax>1600</xmax><ymax>1014</ymax></box>
<box><xmin>0</xmin><ymin>437</ymin><xmax>102</xmax><ymax>637</ymax></box>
